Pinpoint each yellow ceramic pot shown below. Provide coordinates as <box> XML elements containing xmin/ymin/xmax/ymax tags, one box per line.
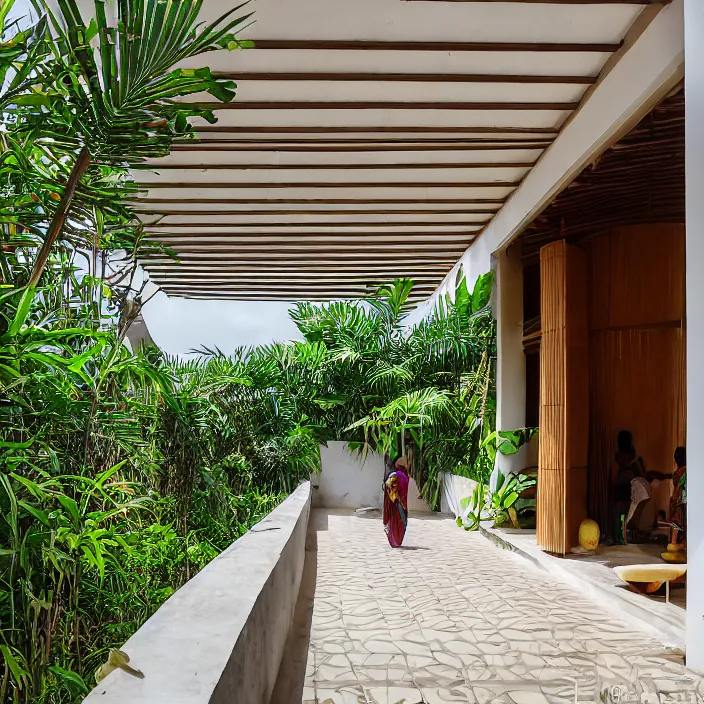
<box><xmin>578</xmin><ymin>519</ymin><xmax>600</xmax><ymax>551</ymax></box>
<box><xmin>661</xmin><ymin>551</ymin><xmax>687</xmax><ymax>564</ymax></box>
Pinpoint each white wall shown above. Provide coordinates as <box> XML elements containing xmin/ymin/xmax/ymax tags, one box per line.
<box><xmin>685</xmin><ymin>0</ymin><xmax>704</xmax><ymax>674</ymax></box>
<box><xmin>496</xmin><ymin>247</ymin><xmax>529</xmax><ymax>475</ymax></box>
<box><xmin>313</xmin><ymin>442</ymin><xmax>384</xmax><ymax>509</ymax></box>
<box><xmin>313</xmin><ymin>442</ymin><xmax>430</xmax><ymax>511</ymax></box>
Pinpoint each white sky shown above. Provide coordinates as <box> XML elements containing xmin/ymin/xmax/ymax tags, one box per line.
<box><xmin>141</xmin><ymin>293</ymin><xmax>304</xmax><ymax>356</ymax></box>
<box><xmin>140</xmin><ymin>288</ymin><xmax>433</xmax><ymax>356</ymax></box>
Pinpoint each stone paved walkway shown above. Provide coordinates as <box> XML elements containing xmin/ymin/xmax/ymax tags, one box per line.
<box><xmin>303</xmin><ymin>510</ymin><xmax>702</xmax><ymax>704</ymax></box>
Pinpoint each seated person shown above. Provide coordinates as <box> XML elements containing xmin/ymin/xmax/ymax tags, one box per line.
<box><xmin>613</xmin><ymin>430</ymin><xmax>672</xmax><ymax>543</ymax></box>
<box><xmin>669</xmin><ymin>446</ymin><xmax>686</xmax><ymax>544</ymax></box>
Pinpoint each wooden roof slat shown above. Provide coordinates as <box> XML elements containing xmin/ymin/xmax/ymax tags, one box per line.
<box><xmin>150</xmin><ymin>239</ymin><xmax>477</xmax><ymax>247</ymax></box>
<box><xmin>159</xmin><ymin>280</ymin><xmax>439</xmax><ymax>288</ymax></box>
<box><xmin>147</xmin><ymin>269</ymin><xmax>448</xmax><ymax>277</ymax></box>
<box><xmin>160</xmin><ymin>288</ymin><xmax>437</xmax><ymax>297</ymax></box>
<box><xmin>144</xmin><ymin>220</ymin><xmax>488</xmax><ymax>228</ymax></box>
<box><xmin>133</xmin><ymin>197</ymin><xmax>508</xmax><ymax>205</ymax></box>
<box><xmin>194</xmin><ymin>125</ymin><xmax>560</xmax><ymax>134</ymax></box>
<box><xmin>408</xmin><ymin>0</ymin><xmax>657</xmax><ymax>4</ymax></box>
<box><xmin>248</xmin><ymin>39</ymin><xmax>620</xmax><ymax>52</ymax></box>
<box><xmin>152</xmin><ymin>277</ymin><xmax>443</xmax><ymax>286</ymax></box>
<box><xmin>191</xmin><ymin>100</ymin><xmax>578</xmax><ymax>110</ymax></box>
<box><xmin>179</xmin><ymin>137</ymin><xmax>554</xmax><ymax>145</ymax></box>
<box><xmin>163</xmin><ymin>295</ymin><xmax>431</xmax><ymax>302</ymax></box>
<box><xmin>135</xmin><ymin>209</ymin><xmax>500</xmax><ymax>216</ymax></box>
<box><xmin>143</xmin><ymin>262</ymin><xmax>453</xmax><ymax>271</ymax></box>
<box><xmin>152</xmin><ymin>243</ymin><xmax>473</xmax><ymax>252</ymax></box>
<box><xmin>214</xmin><ymin>71</ymin><xmax>597</xmax><ymax>84</ymax></box>
<box><xmin>171</xmin><ymin>142</ymin><xmax>551</xmax><ymax>152</ymax></box>
<box><xmin>149</xmin><ymin>161</ymin><xmax>536</xmax><ymax>170</ymax></box>
<box><xmin>142</xmin><ymin>252</ymin><xmax>463</xmax><ymax>261</ymax></box>
<box><xmin>137</xmin><ymin>181</ymin><xmax>521</xmax><ymax>189</ymax></box>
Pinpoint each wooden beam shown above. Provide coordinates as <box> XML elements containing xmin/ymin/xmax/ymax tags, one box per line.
<box><xmin>160</xmin><ymin>293</ymin><xmax>430</xmax><ymax>301</ymax></box>
<box><xmin>149</xmin><ymin>161</ymin><xmax>536</xmax><ymax>171</ymax></box>
<box><xmin>142</xmin><ymin>251</ymin><xmax>463</xmax><ymax>260</ymax></box>
<box><xmin>136</xmin><ymin>208</ymin><xmax>500</xmax><ymax>216</ymax></box>
<box><xmin>146</xmin><ymin>268</ymin><xmax>447</xmax><ymax>277</ymax></box>
<box><xmin>144</xmin><ymin>220</ymin><xmax>488</xmax><ymax>228</ymax></box>
<box><xmin>194</xmin><ymin>125</ymin><xmax>559</xmax><ymax>135</ymax></box>
<box><xmin>142</xmin><ymin>261</ymin><xmax>452</xmax><ymax>271</ymax></box>
<box><xmin>407</xmin><ymin>0</ymin><xmax>658</xmax><ymax>3</ymax></box>
<box><xmin>149</xmin><ymin>239</ymin><xmax>476</xmax><ymax>248</ymax></box>
<box><xmin>171</xmin><ymin>142</ymin><xmax>551</xmax><ymax>152</ymax></box>
<box><xmin>156</xmin><ymin>286</ymin><xmax>439</xmax><ymax>296</ymax></box>
<box><xmin>147</xmin><ymin>277</ymin><xmax>446</xmax><ymax>286</ymax></box>
<box><xmin>178</xmin><ymin>137</ymin><xmax>554</xmax><ymax>145</ymax></box>
<box><xmin>151</xmin><ymin>241</ymin><xmax>473</xmax><ymax>250</ymax></box>
<box><xmin>159</xmin><ymin>287</ymin><xmax>436</xmax><ymax>297</ymax></box>
<box><xmin>137</xmin><ymin>181</ymin><xmax>521</xmax><ymax>189</ymax></box>
<box><xmin>215</xmin><ymin>71</ymin><xmax>596</xmax><ymax>84</ymax></box>
<box><xmin>133</xmin><ymin>197</ymin><xmax>508</xmax><ymax>205</ymax></box>
<box><xmin>153</xmin><ymin>279</ymin><xmax>441</xmax><ymax>287</ymax></box>
<box><xmin>248</xmin><ymin>39</ymin><xmax>620</xmax><ymax>52</ymax></box>
<box><xmin>151</xmin><ymin>276</ymin><xmax>442</xmax><ymax>286</ymax></box>
<box><xmin>191</xmin><ymin>100</ymin><xmax>578</xmax><ymax>111</ymax></box>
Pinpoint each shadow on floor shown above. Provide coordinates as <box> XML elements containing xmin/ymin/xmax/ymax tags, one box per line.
<box><xmin>270</xmin><ymin>516</ymin><xmax>318</xmax><ymax>704</ymax></box>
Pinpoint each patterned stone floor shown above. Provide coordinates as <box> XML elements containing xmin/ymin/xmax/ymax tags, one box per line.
<box><xmin>303</xmin><ymin>510</ymin><xmax>702</xmax><ymax>704</ymax></box>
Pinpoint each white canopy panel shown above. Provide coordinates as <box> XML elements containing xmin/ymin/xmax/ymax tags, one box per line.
<box><xmin>136</xmin><ymin>0</ymin><xmax>652</xmax><ymax>301</ymax></box>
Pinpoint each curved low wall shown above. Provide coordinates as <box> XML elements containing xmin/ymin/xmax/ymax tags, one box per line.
<box><xmin>84</xmin><ymin>482</ymin><xmax>311</xmax><ymax>704</ymax></box>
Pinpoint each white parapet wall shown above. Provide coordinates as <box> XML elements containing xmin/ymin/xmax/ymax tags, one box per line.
<box><xmin>314</xmin><ymin>441</ymin><xmax>430</xmax><ymax>511</ymax></box>
<box><xmin>83</xmin><ymin>482</ymin><xmax>311</xmax><ymax>704</ymax></box>
<box><xmin>314</xmin><ymin>442</ymin><xmax>385</xmax><ymax>509</ymax></box>
<box><xmin>441</xmin><ymin>472</ymin><xmax>480</xmax><ymax>520</ymax></box>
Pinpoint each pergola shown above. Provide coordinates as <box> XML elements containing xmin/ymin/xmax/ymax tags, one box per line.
<box><xmin>135</xmin><ymin>0</ymin><xmax>657</xmax><ymax>302</ymax></box>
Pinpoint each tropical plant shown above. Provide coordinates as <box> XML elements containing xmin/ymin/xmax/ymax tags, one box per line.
<box><xmin>487</xmin><ymin>471</ymin><xmax>537</xmax><ymax>529</ymax></box>
<box><xmin>0</xmin><ymin>4</ymin><xmax>509</xmax><ymax>697</ymax></box>
<box><xmin>458</xmin><ymin>429</ymin><xmax>539</xmax><ymax>531</ymax></box>
<box><xmin>0</xmin><ymin>1</ymin><xmax>288</xmax><ymax>700</ymax></box>
<box><xmin>5</xmin><ymin>0</ymin><xmax>252</xmax><ymax>328</ymax></box>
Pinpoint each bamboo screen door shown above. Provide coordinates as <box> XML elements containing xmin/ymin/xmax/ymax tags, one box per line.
<box><xmin>538</xmin><ymin>240</ymin><xmax>589</xmax><ymax>554</ymax></box>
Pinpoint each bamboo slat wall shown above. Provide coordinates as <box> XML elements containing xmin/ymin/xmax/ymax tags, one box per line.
<box><xmin>587</xmin><ymin>224</ymin><xmax>686</xmax><ymax>534</ymax></box>
<box><xmin>520</xmin><ymin>90</ymin><xmax>684</xmax><ymax>266</ymax></box>
<box><xmin>538</xmin><ymin>240</ymin><xmax>589</xmax><ymax>554</ymax></box>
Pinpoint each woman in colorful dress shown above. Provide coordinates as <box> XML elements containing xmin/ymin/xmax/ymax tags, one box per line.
<box><xmin>383</xmin><ymin>456</ymin><xmax>410</xmax><ymax>547</ymax></box>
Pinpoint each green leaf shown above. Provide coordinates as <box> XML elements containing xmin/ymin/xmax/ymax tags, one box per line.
<box><xmin>56</xmin><ymin>494</ymin><xmax>80</xmax><ymax>524</ymax></box>
<box><xmin>471</xmin><ymin>271</ymin><xmax>495</xmax><ymax>314</ymax></box>
<box><xmin>18</xmin><ymin>500</ymin><xmax>50</xmax><ymax>526</ymax></box>
<box><xmin>48</xmin><ymin>666</ymin><xmax>90</xmax><ymax>693</ymax></box>
<box><xmin>6</xmin><ymin>286</ymin><xmax>35</xmax><ymax>336</ymax></box>
<box><xmin>503</xmin><ymin>491</ymin><xmax>520</xmax><ymax>509</ymax></box>
<box><xmin>0</xmin><ymin>645</ymin><xmax>29</xmax><ymax>686</ymax></box>
<box><xmin>85</xmin><ymin>17</ymin><xmax>99</xmax><ymax>43</ymax></box>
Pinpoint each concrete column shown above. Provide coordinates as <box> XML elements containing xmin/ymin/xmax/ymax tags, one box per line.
<box><xmin>685</xmin><ymin>0</ymin><xmax>704</xmax><ymax>674</ymax></box>
<box><xmin>495</xmin><ymin>245</ymin><xmax>528</xmax><ymax>474</ymax></box>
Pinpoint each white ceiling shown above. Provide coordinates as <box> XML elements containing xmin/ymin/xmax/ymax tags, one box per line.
<box><xmin>137</xmin><ymin>0</ymin><xmax>648</xmax><ymax>301</ymax></box>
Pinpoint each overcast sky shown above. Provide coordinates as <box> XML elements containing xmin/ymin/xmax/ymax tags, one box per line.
<box><xmin>139</xmin><ymin>286</ymin><xmax>438</xmax><ymax>357</ymax></box>
<box><xmin>141</xmin><ymin>293</ymin><xmax>304</xmax><ymax>356</ymax></box>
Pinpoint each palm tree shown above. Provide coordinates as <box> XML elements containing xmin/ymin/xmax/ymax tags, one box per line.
<box><xmin>9</xmin><ymin>0</ymin><xmax>252</xmax><ymax>324</ymax></box>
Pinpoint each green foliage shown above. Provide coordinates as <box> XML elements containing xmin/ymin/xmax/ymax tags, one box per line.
<box><xmin>0</xmin><ymin>1</ymin><xmax>510</xmax><ymax>699</ymax></box>
<box><xmin>458</xmin><ymin>432</ymin><xmax>539</xmax><ymax>531</ymax></box>
<box><xmin>487</xmin><ymin>471</ymin><xmax>537</xmax><ymax>528</ymax></box>
<box><xmin>0</xmin><ymin>1</ymin><xmax>294</xmax><ymax>701</ymax></box>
